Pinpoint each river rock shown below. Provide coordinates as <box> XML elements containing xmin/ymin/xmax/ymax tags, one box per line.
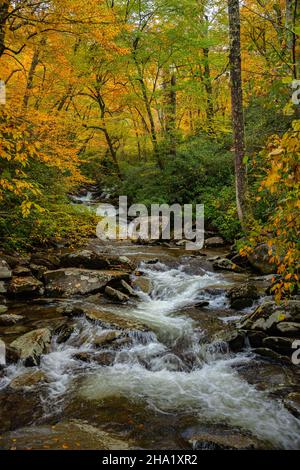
<box><xmin>185</xmin><ymin>429</ymin><xmax>260</xmax><ymax>450</ymax></box>
<box><xmin>213</xmin><ymin>258</ymin><xmax>243</xmax><ymax>273</ymax></box>
<box><xmin>61</xmin><ymin>250</ymin><xmax>136</xmax><ymax>271</ymax></box>
<box><xmin>44</xmin><ymin>268</ymin><xmax>130</xmax><ymax>297</ymax></box>
<box><xmin>215</xmin><ymin>330</ymin><xmax>246</xmax><ymax>352</ymax></box>
<box><xmin>283</xmin><ymin>393</ymin><xmax>300</xmax><ymax>418</ymax></box>
<box><xmin>93</xmin><ymin>330</ymin><xmax>122</xmax><ymax>347</ymax></box>
<box><xmin>8</xmin><ymin>276</ymin><xmax>44</xmax><ymax>297</ymax></box>
<box><xmin>262</xmin><ymin>336</ymin><xmax>295</xmax><ymax>356</ymax></box>
<box><xmin>276</xmin><ymin>322</ymin><xmax>300</xmax><ymax>336</ymax></box>
<box><xmin>205</xmin><ymin>237</ymin><xmax>225</xmax><ymax>248</ymax></box>
<box><xmin>120</xmin><ymin>280</ymin><xmax>138</xmax><ymax>297</ymax></box>
<box><xmin>0</xmin><ymin>420</ymin><xmax>132</xmax><ymax>450</ymax></box>
<box><xmin>0</xmin><ymin>305</ymin><xmax>8</xmax><ymax>314</ymax></box>
<box><xmin>227</xmin><ymin>283</ymin><xmax>259</xmax><ymax>310</ymax></box>
<box><xmin>253</xmin><ymin>348</ymin><xmax>291</xmax><ymax>364</ymax></box>
<box><xmin>132</xmin><ymin>276</ymin><xmax>152</xmax><ymax>294</ymax></box>
<box><xmin>12</xmin><ymin>266</ymin><xmax>31</xmax><ymax>277</ymax></box>
<box><xmin>105</xmin><ymin>286</ymin><xmax>129</xmax><ymax>303</ymax></box>
<box><xmin>63</xmin><ymin>305</ymin><xmax>148</xmax><ymax>332</ymax></box>
<box><xmin>0</xmin><ymin>259</ymin><xmax>12</xmax><ymax>280</ymax></box>
<box><xmin>9</xmin><ymin>370</ymin><xmax>47</xmax><ymax>390</ymax></box>
<box><xmin>30</xmin><ymin>252</ymin><xmax>61</xmax><ymax>270</ymax></box>
<box><xmin>248</xmin><ymin>243</ymin><xmax>277</xmax><ymax>275</ymax></box>
<box><xmin>0</xmin><ymin>282</ymin><xmax>7</xmax><ymax>294</ymax></box>
<box><xmin>240</xmin><ymin>300</ymin><xmax>300</xmax><ymax>332</ymax></box>
<box><xmin>0</xmin><ymin>314</ymin><xmax>24</xmax><ymax>326</ymax></box>
<box><xmin>9</xmin><ymin>328</ymin><xmax>52</xmax><ymax>366</ymax></box>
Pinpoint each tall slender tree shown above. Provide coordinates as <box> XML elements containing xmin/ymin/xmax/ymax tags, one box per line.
<box><xmin>228</xmin><ymin>0</ymin><xmax>247</xmax><ymax>225</ymax></box>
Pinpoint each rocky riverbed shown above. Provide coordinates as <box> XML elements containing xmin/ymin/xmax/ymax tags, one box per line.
<box><xmin>0</xmin><ymin>189</ymin><xmax>299</xmax><ymax>450</ymax></box>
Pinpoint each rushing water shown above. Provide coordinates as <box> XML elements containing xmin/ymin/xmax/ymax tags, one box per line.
<box><xmin>2</xmin><ymin>259</ymin><xmax>300</xmax><ymax>449</ymax></box>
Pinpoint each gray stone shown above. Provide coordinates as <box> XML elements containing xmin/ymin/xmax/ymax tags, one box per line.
<box><xmin>12</xmin><ymin>266</ymin><xmax>31</xmax><ymax>277</ymax></box>
<box><xmin>9</xmin><ymin>328</ymin><xmax>52</xmax><ymax>366</ymax></box>
<box><xmin>44</xmin><ymin>268</ymin><xmax>130</xmax><ymax>297</ymax></box>
<box><xmin>227</xmin><ymin>283</ymin><xmax>259</xmax><ymax>310</ymax></box>
<box><xmin>276</xmin><ymin>322</ymin><xmax>300</xmax><ymax>336</ymax></box>
<box><xmin>205</xmin><ymin>237</ymin><xmax>225</xmax><ymax>248</ymax></box>
<box><xmin>9</xmin><ymin>370</ymin><xmax>47</xmax><ymax>390</ymax></box>
<box><xmin>105</xmin><ymin>286</ymin><xmax>129</xmax><ymax>303</ymax></box>
<box><xmin>120</xmin><ymin>280</ymin><xmax>138</xmax><ymax>297</ymax></box>
<box><xmin>284</xmin><ymin>393</ymin><xmax>300</xmax><ymax>418</ymax></box>
<box><xmin>263</xmin><ymin>336</ymin><xmax>295</xmax><ymax>356</ymax></box>
<box><xmin>213</xmin><ymin>258</ymin><xmax>243</xmax><ymax>273</ymax></box>
<box><xmin>8</xmin><ymin>276</ymin><xmax>44</xmax><ymax>297</ymax></box>
<box><xmin>0</xmin><ymin>314</ymin><xmax>24</xmax><ymax>326</ymax></box>
<box><xmin>253</xmin><ymin>347</ymin><xmax>291</xmax><ymax>364</ymax></box>
<box><xmin>248</xmin><ymin>243</ymin><xmax>277</xmax><ymax>275</ymax></box>
<box><xmin>0</xmin><ymin>305</ymin><xmax>8</xmax><ymax>314</ymax></box>
<box><xmin>0</xmin><ymin>282</ymin><xmax>7</xmax><ymax>294</ymax></box>
<box><xmin>93</xmin><ymin>330</ymin><xmax>122</xmax><ymax>347</ymax></box>
<box><xmin>132</xmin><ymin>276</ymin><xmax>152</xmax><ymax>294</ymax></box>
<box><xmin>0</xmin><ymin>259</ymin><xmax>12</xmax><ymax>280</ymax></box>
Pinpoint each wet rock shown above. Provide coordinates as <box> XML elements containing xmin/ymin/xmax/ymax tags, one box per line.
<box><xmin>119</xmin><ymin>280</ymin><xmax>137</xmax><ymax>297</ymax></box>
<box><xmin>205</xmin><ymin>237</ymin><xmax>225</xmax><ymax>248</ymax></box>
<box><xmin>185</xmin><ymin>429</ymin><xmax>261</xmax><ymax>450</ymax></box>
<box><xmin>227</xmin><ymin>283</ymin><xmax>259</xmax><ymax>310</ymax></box>
<box><xmin>29</xmin><ymin>264</ymin><xmax>48</xmax><ymax>280</ymax></box>
<box><xmin>94</xmin><ymin>351</ymin><xmax>116</xmax><ymax>366</ymax></box>
<box><xmin>0</xmin><ymin>314</ymin><xmax>24</xmax><ymax>326</ymax></box>
<box><xmin>30</xmin><ymin>252</ymin><xmax>61</xmax><ymax>270</ymax></box>
<box><xmin>93</xmin><ymin>330</ymin><xmax>122</xmax><ymax>347</ymax></box>
<box><xmin>248</xmin><ymin>243</ymin><xmax>277</xmax><ymax>275</ymax></box>
<box><xmin>9</xmin><ymin>328</ymin><xmax>52</xmax><ymax>366</ymax></box>
<box><xmin>0</xmin><ymin>282</ymin><xmax>7</xmax><ymax>294</ymax></box>
<box><xmin>9</xmin><ymin>370</ymin><xmax>47</xmax><ymax>390</ymax></box>
<box><xmin>8</xmin><ymin>276</ymin><xmax>44</xmax><ymax>297</ymax></box>
<box><xmin>276</xmin><ymin>322</ymin><xmax>300</xmax><ymax>336</ymax></box>
<box><xmin>63</xmin><ymin>305</ymin><xmax>148</xmax><ymax>332</ymax></box>
<box><xmin>213</xmin><ymin>258</ymin><xmax>243</xmax><ymax>273</ymax></box>
<box><xmin>132</xmin><ymin>276</ymin><xmax>152</xmax><ymax>294</ymax></box>
<box><xmin>12</xmin><ymin>266</ymin><xmax>31</xmax><ymax>277</ymax></box>
<box><xmin>73</xmin><ymin>352</ymin><xmax>94</xmax><ymax>363</ymax></box>
<box><xmin>44</xmin><ymin>268</ymin><xmax>130</xmax><ymax>297</ymax></box>
<box><xmin>143</xmin><ymin>258</ymin><xmax>159</xmax><ymax>265</ymax></box>
<box><xmin>283</xmin><ymin>393</ymin><xmax>300</xmax><ymax>418</ymax></box>
<box><xmin>0</xmin><ymin>259</ymin><xmax>12</xmax><ymax>280</ymax></box>
<box><xmin>240</xmin><ymin>300</ymin><xmax>300</xmax><ymax>332</ymax></box>
<box><xmin>194</xmin><ymin>301</ymin><xmax>210</xmax><ymax>308</ymax></box>
<box><xmin>253</xmin><ymin>348</ymin><xmax>291</xmax><ymax>364</ymax></box>
<box><xmin>245</xmin><ymin>330</ymin><xmax>266</xmax><ymax>348</ymax></box>
<box><xmin>0</xmin><ymin>304</ymin><xmax>8</xmax><ymax>314</ymax></box>
<box><xmin>61</xmin><ymin>251</ymin><xmax>136</xmax><ymax>272</ymax></box>
<box><xmin>0</xmin><ymin>388</ymin><xmax>44</xmax><ymax>434</ymax></box>
<box><xmin>0</xmin><ymin>420</ymin><xmax>132</xmax><ymax>450</ymax></box>
<box><xmin>262</xmin><ymin>336</ymin><xmax>295</xmax><ymax>356</ymax></box>
<box><xmin>61</xmin><ymin>250</ymin><xmax>110</xmax><ymax>269</ymax></box>
<box><xmin>105</xmin><ymin>286</ymin><xmax>129</xmax><ymax>303</ymax></box>
<box><xmin>216</xmin><ymin>330</ymin><xmax>245</xmax><ymax>352</ymax></box>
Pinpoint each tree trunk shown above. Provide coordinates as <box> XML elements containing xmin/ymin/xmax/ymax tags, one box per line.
<box><xmin>0</xmin><ymin>0</ymin><xmax>9</xmax><ymax>59</ymax></box>
<box><xmin>163</xmin><ymin>65</ymin><xmax>177</xmax><ymax>157</ymax></box>
<box><xmin>23</xmin><ymin>48</ymin><xmax>40</xmax><ymax>109</ymax></box>
<box><xmin>202</xmin><ymin>47</ymin><xmax>214</xmax><ymax>132</ymax></box>
<box><xmin>133</xmin><ymin>52</ymin><xmax>163</xmax><ymax>169</ymax></box>
<box><xmin>228</xmin><ymin>0</ymin><xmax>247</xmax><ymax>225</ymax></box>
<box><xmin>285</xmin><ymin>0</ymin><xmax>299</xmax><ymax>78</ymax></box>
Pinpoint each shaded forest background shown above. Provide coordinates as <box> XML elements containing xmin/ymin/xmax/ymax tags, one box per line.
<box><xmin>0</xmin><ymin>0</ymin><xmax>299</xmax><ymax>297</ymax></box>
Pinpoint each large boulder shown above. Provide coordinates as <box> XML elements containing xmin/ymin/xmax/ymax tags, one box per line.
<box><xmin>240</xmin><ymin>300</ymin><xmax>300</xmax><ymax>332</ymax></box>
<box><xmin>0</xmin><ymin>314</ymin><xmax>24</xmax><ymax>326</ymax></box>
<box><xmin>132</xmin><ymin>276</ymin><xmax>152</xmax><ymax>294</ymax></box>
<box><xmin>62</xmin><ymin>304</ymin><xmax>149</xmax><ymax>332</ymax></box>
<box><xmin>9</xmin><ymin>370</ymin><xmax>47</xmax><ymax>390</ymax></box>
<box><xmin>0</xmin><ymin>259</ymin><xmax>12</xmax><ymax>280</ymax></box>
<box><xmin>44</xmin><ymin>268</ymin><xmax>130</xmax><ymax>297</ymax></box>
<box><xmin>227</xmin><ymin>283</ymin><xmax>259</xmax><ymax>310</ymax></box>
<box><xmin>205</xmin><ymin>237</ymin><xmax>225</xmax><ymax>248</ymax></box>
<box><xmin>104</xmin><ymin>286</ymin><xmax>129</xmax><ymax>303</ymax></box>
<box><xmin>8</xmin><ymin>328</ymin><xmax>52</xmax><ymax>366</ymax></box>
<box><xmin>8</xmin><ymin>276</ymin><xmax>44</xmax><ymax>297</ymax></box>
<box><xmin>213</xmin><ymin>258</ymin><xmax>243</xmax><ymax>273</ymax></box>
<box><xmin>248</xmin><ymin>243</ymin><xmax>277</xmax><ymax>275</ymax></box>
<box><xmin>30</xmin><ymin>252</ymin><xmax>61</xmax><ymax>270</ymax></box>
<box><xmin>61</xmin><ymin>250</ymin><xmax>136</xmax><ymax>271</ymax></box>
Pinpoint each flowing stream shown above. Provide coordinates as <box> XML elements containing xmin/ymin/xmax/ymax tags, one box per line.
<box><xmin>1</xmin><ymin>191</ymin><xmax>300</xmax><ymax>450</ymax></box>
